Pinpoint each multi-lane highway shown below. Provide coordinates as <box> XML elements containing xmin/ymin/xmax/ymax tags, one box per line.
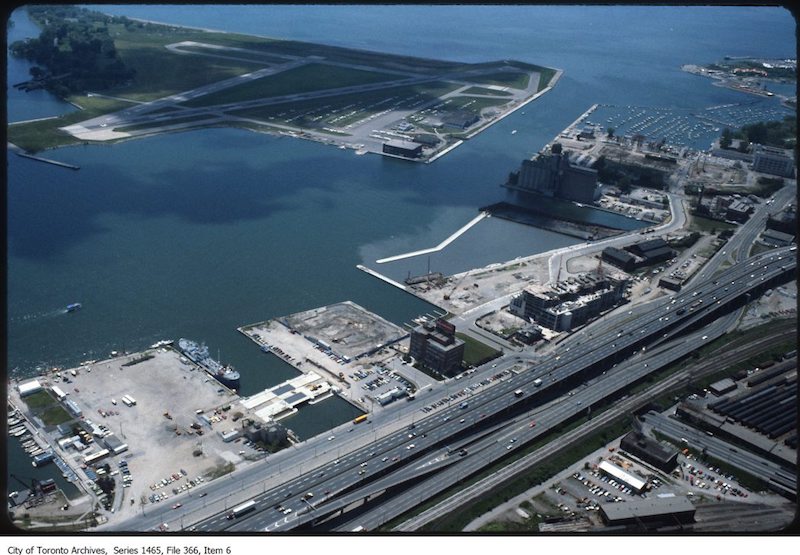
<box><xmin>106</xmin><ymin>181</ymin><xmax>795</xmax><ymax>533</ymax></box>
<box><xmin>109</xmin><ymin>241</ymin><xmax>795</xmax><ymax>533</ymax></box>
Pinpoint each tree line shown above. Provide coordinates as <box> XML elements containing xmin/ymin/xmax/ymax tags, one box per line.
<box><xmin>719</xmin><ymin>116</ymin><xmax>796</xmax><ymax>151</ymax></box>
<box><xmin>10</xmin><ymin>5</ymin><xmax>136</xmax><ymax>98</ymax></box>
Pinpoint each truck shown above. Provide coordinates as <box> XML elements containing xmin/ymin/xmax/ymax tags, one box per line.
<box><xmin>533</xmin><ymin>378</ymin><xmax>543</xmax><ymax>387</ymax></box>
<box><xmin>227</xmin><ymin>500</ymin><xmax>256</xmax><ymax>519</ymax></box>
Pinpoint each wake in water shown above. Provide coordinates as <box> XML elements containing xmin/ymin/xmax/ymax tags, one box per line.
<box><xmin>10</xmin><ymin>306</ymin><xmax>80</xmax><ymax>323</ymax></box>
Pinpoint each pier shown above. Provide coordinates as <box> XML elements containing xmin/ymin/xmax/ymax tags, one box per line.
<box><xmin>375</xmin><ymin>211</ymin><xmax>489</xmax><ymax>264</ymax></box>
<box><xmin>16</xmin><ymin>152</ymin><xmax>80</xmax><ymax>170</ymax></box>
<box><xmin>8</xmin><ymin>143</ymin><xmax>80</xmax><ymax>170</ymax></box>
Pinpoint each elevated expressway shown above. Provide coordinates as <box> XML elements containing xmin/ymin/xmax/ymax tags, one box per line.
<box><xmin>126</xmin><ymin>244</ymin><xmax>793</xmax><ymax>533</ymax></box>
<box><xmin>108</xmin><ymin>186</ymin><xmax>794</xmax><ymax>533</ymax></box>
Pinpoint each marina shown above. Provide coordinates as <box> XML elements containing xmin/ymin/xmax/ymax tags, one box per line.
<box><xmin>588</xmin><ymin>100</ymin><xmax>792</xmax><ymax>150</ymax></box>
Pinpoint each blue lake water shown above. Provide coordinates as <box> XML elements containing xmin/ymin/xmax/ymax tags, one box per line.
<box><xmin>6</xmin><ymin>5</ymin><xmax>796</xmax><ymax>451</ymax></box>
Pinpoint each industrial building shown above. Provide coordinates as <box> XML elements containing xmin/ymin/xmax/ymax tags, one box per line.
<box><xmin>761</xmin><ymin>228</ymin><xmax>795</xmax><ymax>247</ymax></box>
<box><xmin>597</xmin><ymin>460</ymin><xmax>647</xmax><ymax>494</ymax></box>
<box><xmin>412</xmin><ymin>134</ymin><xmax>440</xmax><ymax>147</ymax></box>
<box><xmin>509</xmin><ymin>270</ymin><xmax>629</xmax><ymax>332</ymax></box>
<box><xmin>243</xmin><ymin>421</ymin><xmax>288</xmax><ymax>446</ymax></box>
<box><xmin>752</xmin><ymin>143</ymin><xmax>795</xmax><ymax>177</ymax></box>
<box><xmin>619</xmin><ymin>431</ymin><xmax>679</xmax><ymax>472</ymax></box>
<box><xmin>441</xmin><ymin>110</ymin><xmax>479</xmax><ymax>130</ymax></box>
<box><xmin>100</xmin><ymin>433</ymin><xmax>129</xmax><ymax>455</ymax></box>
<box><xmin>506</xmin><ymin>143</ymin><xmax>601</xmax><ymax>204</ymax></box>
<box><xmin>599</xmin><ymin>495</ymin><xmax>695</xmax><ymax>528</ymax></box>
<box><xmin>409</xmin><ymin>319</ymin><xmax>465</xmax><ymax>377</ymax></box>
<box><xmin>709</xmin><ymin>377</ymin><xmax>737</xmax><ymax>396</ymax></box>
<box><xmin>658</xmin><ymin>276</ymin><xmax>683</xmax><ymax>292</ymax></box>
<box><xmin>766</xmin><ymin>203</ymin><xmax>796</xmax><ymax>235</ymax></box>
<box><xmin>17</xmin><ymin>379</ymin><xmax>43</xmax><ymax>397</ymax></box>
<box><xmin>708</xmin><ymin>375</ymin><xmax>796</xmax><ymax>441</ymax></box>
<box><xmin>382</xmin><ymin>139</ymin><xmax>423</xmax><ymax>159</ymax></box>
<box><xmin>624</xmin><ymin>238</ymin><xmax>674</xmax><ymax>265</ymax></box>
<box><xmin>602</xmin><ymin>246</ymin><xmax>637</xmax><ymax>271</ymax></box>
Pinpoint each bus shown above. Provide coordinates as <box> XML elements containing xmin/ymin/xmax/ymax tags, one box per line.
<box><xmin>352</xmin><ymin>414</ymin><xmax>368</xmax><ymax>425</ymax></box>
<box><xmin>227</xmin><ymin>500</ymin><xmax>256</xmax><ymax>519</ymax></box>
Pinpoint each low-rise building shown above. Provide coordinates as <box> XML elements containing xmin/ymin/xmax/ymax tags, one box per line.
<box><xmin>382</xmin><ymin>140</ymin><xmax>423</xmax><ymax>159</ymax></box>
<box><xmin>620</xmin><ymin>431</ymin><xmax>679</xmax><ymax>472</ymax></box>
<box><xmin>709</xmin><ymin>377</ymin><xmax>737</xmax><ymax>396</ymax></box>
<box><xmin>599</xmin><ymin>496</ymin><xmax>695</xmax><ymax>528</ymax></box>
<box><xmin>726</xmin><ymin>199</ymin><xmax>753</xmax><ymax>222</ymax></box>
<box><xmin>602</xmin><ymin>246</ymin><xmax>638</xmax><ymax>271</ymax></box>
<box><xmin>761</xmin><ymin>228</ymin><xmax>795</xmax><ymax>247</ymax></box>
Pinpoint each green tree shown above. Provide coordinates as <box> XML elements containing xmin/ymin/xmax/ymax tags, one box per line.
<box><xmin>720</xmin><ymin>128</ymin><xmax>732</xmax><ymax>149</ymax></box>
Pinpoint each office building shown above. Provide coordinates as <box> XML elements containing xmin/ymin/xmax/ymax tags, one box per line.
<box><xmin>409</xmin><ymin>319</ymin><xmax>465</xmax><ymax>377</ymax></box>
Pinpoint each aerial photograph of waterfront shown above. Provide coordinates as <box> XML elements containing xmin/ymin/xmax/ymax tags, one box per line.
<box><xmin>4</xmin><ymin>3</ymin><xmax>797</xmax><ymax>539</ymax></box>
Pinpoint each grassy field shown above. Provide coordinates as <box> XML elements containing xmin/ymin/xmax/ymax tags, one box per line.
<box><xmin>8</xmin><ymin>97</ymin><xmax>132</xmax><ymax>152</ymax></box>
<box><xmin>455</xmin><ymin>333</ymin><xmax>502</xmax><ymax>367</ymax></box>
<box><xmin>471</xmin><ymin>70</ymin><xmax>531</xmax><ymax>90</ymax></box>
<box><xmin>689</xmin><ymin>214</ymin><xmax>737</xmax><ymax>233</ymax></box>
<box><xmin>230</xmin><ymin>81</ymin><xmax>461</xmax><ymax>127</ymax></box>
<box><xmin>40</xmin><ymin>405</ymin><xmax>73</xmax><ymax>427</ymax></box>
<box><xmin>11</xmin><ymin>13</ymin><xmax>555</xmax><ymax>153</ymax></box>
<box><xmin>181</xmin><ymin>63</ymin><xmax>403</xmax><ymax>108</ymax></box>
<box><xmin>461</xmin><ymin>86</ymin><xmax>514</xmax><ymax>97</ymax></box>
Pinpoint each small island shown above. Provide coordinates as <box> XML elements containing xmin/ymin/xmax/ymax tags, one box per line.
<box><xmin>682</xmin><ymin>56</ymin><xmax>796</xmax><ymax>109</ymax></box>
<box><xmin>9</xmin><ymin>5</ymin><xmax>560</xmax><ymax>161</ymax></box>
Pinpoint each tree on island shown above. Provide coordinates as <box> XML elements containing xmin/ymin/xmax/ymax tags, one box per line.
<box><xmin>10</xmin><ymin>5</ymin><xmax>135</xmax><ymax>97</ymax></box>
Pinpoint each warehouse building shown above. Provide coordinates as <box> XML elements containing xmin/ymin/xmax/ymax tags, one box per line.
<box><xmin>620</xmin><ymin>431</ymin><xmax>679</xmax><ymax>472</ymax></box>
<box><xmin>761</xmin><ymin>228</ymin><xmax>795</xmax><ymax>247</ymax></box>
<box><xmin>382</xmin><ymin>139</ymin><xmax>423</xmax><ymax>159</ymax></box>
<box><xmin>709</xmin><ymin>377</ymin><xmax>737</xmax><ymax>396</ymax></box>
<box><xmin>599</xmin><ymin>496</ymin><xmax>695</xmax><ymax>529</ymax></box>
<box><xmin>17</xmin><ymin>379</ymin><xmax>43</xmax><ymax>397</ymax></box>
<box><xmin>602</xmin><ymin>246</ymin><xmax>638</xmax><ymax>271</ymax></box>
<box><xmin>100</xmin><ymin>433</ymin><xmax>129</xmax><ymax>455</ymax></box>
<box><xmin>625</xmin><ymin>238</ymin><xmax>674</xmax><ymax>265</ymax></box>
<box><xmin>597</xmin><ymin>460</ymin><xmax>647</xmax><ymax>494</ymax></box>
<box><xmin>409</xmin><ymin>319</ymin><xmax>465</xmax><ymax>377</ymax></box>
<box><xmin>441</xmin><ymin>110</ymin><xmax>479</xmax><ymax>130</ymax></box>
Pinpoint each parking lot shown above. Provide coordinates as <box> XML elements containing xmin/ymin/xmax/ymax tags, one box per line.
<box><xmin>14</xmin><ymin>349</ymin><xmax>257</xmax><ymax>524</ymax></box>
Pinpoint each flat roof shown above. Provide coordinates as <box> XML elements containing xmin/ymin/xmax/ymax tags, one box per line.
<box><xmin>18</xmin><ymin>380</ymin><xmax>43</xmax><ymax>395</ymax></box>
<box><xmin>600</xmin><ymin>495</ymin><xmax>695</xmax><ymax>521</ymax></box>
<box><xmin>385</xmin><ymin>139</ymin><xmax>422</xmax><ymax>149</ymax></box>
<box><xmin>598</xmin><ymin>460</ymin><xmax>647</xmax><ymax>492</ymax></box>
